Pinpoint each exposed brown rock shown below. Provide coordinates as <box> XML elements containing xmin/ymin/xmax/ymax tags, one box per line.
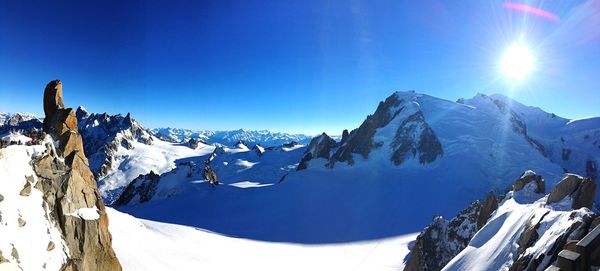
<box><xmin>47</xmin><ymin>241</ymin><xmax>55</xmax><ymax>251</ymax></box>
<box><xmin>547</xmin><ymin>174</ymin><xmax>596</xmax><ymax>209</ymax></box>
<box><xmin>513</xmin><ymin>171</ymin><xmax>545</xmax><ymax>194</ymax></box>
<box><xmin>477</xmin><ymin>192</ymin><xmax>498</xmax><ymax>230</ymax></box>
<box><xmin>205</xmin><ymin>162</ymin><xmax>219</xmax><ymax>186</ymax></box>
<box><xmin>33</xmin><ymin>80</ymin><xmax>122</xmax><ymax>271</ymax></box>
<box><xmin>42</xmin><ymin>80</ymin><xmax>65</xmax><ymax>126</ymax></box>
<box><xmin>19</xmin><ymin>181</ymin><xmax>31</xmax><ymax>197</ymax></box>
<box><xmin>17</xmin><ymin>217</ymin><xmax>26</xmax><ymax>227</ymax></box>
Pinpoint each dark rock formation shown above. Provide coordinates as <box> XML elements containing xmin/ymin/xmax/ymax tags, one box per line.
<box><xmin>328</xmin><ymin>94</ymin><xmax>403</xmax><ymax>166</ymax></box>
<box><xmin>476</xmin><ymin>192</ymin><xmax>498</xmax><ymax>230</ymax></box>
<box><xmin>252</xmin><ymin>144</ymin><xmax>265</xmax><ymax>157</ymax></box>
<box><xmin>205</xmin><ymin>162</ymin><xmax>219</xmax><ymax>186</ymax></box>
<box><xmin>189</xmin><ymin>138</ymin><xmax>200</xmax><ymax>149</ymax></box>
<box><xmin>389</xmin><ymin>111</ymin><xmax>443</xmax><ymax>165</ymax></box>
<box><xmin>282</xmin><ymin>141</ymin><xmax>299</xmax><ymax>148</ymax></box>
<box><xmin>33</xmin><ymin>80</ymin><xmax>121</xmax><ymax>270</ymax></box>
<box><xmin>547</xmin><ymin>174</ymin><xmax>597</xmax><ymax>209</ymax></box>
<box><xmin>513</xmin><ymin>171</ymin><xmax>546</xmax><ymax>194</ymax></box>
<box><xmin>322</xmin><ymin>93</ymin><xmax>442</xmax><ymax>168</ymax></box>
<box><xmin>297</xmin><ymin>133</ymin><xmax>337</xmax><ymax>170</ymax></box>
<box><xmin>340</xmin><ymin>129</ymin><xmax>349</xmax><ymax>144</ymax></box>
<box><xmin>404</xmin><ymin>199</ymin><xmax>488</xmax><ymax>271</ymax></box>
<box><xmin>114</xmin><ymin>171</ymin><xmax>161</xmax><ymax>205</ymax></box>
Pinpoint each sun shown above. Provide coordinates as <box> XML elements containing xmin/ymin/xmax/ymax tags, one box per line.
<box><xmin>500</xmin><ymin>43</ymin><xmax>535</xmax><ymax>82</ymax></box>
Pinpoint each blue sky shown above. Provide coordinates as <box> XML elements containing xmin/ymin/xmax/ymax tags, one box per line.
<box><xmin>1</xmin><ymin>0</ymin><xmax>599</xmax><ymax>135</ymax></box>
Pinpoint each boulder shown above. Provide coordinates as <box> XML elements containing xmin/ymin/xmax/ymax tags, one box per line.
<box><xmin>547</xmin><ymin>174</ymin><xmax>596</xmax><ymax>209</ymax></box>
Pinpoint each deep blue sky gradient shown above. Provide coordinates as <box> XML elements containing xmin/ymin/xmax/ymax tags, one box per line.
<box><xmin>1</xmin><ymin>0</ymin><xmax>599</xmax><ymax>134</ymax></box>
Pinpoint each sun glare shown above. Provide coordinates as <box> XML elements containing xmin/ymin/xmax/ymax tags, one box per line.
<box><xmin>500</xmin><ymin>43</ymin><xmax>535</xmax><ymax>82</ymax></box>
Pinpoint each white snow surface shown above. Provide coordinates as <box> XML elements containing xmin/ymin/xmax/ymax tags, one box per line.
<box><xmin>65</xmin><ymin>206</ymin><xmax>100</xmax><ymax>220</ymax></box>
<box><xmin>107</xmin><ymin>208</ymin><xmax>418</xmax><ymax>271</ymax></box>
<box><xmin>98</xmin><ymin>139</ymin><xmax>215</xmax><ymax>201</ymax></box>
<box><xmin>1</xmin><ymin>132</ymin><xmax>32</xmax><ymax>144</ymax></box>
<box><xmin>0</xmin><ymin>145</ymin><xmax>68</xmax><ymax>271</ymax></box>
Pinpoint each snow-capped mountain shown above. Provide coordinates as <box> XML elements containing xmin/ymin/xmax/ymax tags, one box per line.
<box><xmin>110</xmin><ymin>90</ymin><xmax>597</xmax><ymax>248</ymax></box>
<box><xmin>75</xmin><ymin>106</ymin><xmax>154</xmax><ymax>177</ymax></box>
<box><xmin>0</xmin><ymin>112</ymin><xmax>42</xmax><ymax>135</ymax></box>
<box><xmin>151</xmin><ymin>127</ymin><xmax>313</xmax><ymax>147</ymax></box>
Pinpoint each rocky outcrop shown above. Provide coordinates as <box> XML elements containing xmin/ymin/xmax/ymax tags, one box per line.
<box><xmin>205</xmin><ymin>162</ymin><xmax>219</xmax><ymax>186</ymax></box>
<box><xmin>547</xmin><ymin>174</ymin><xmax>596</xmax><ymax>209</ymax></box>
<box><xmin>252</xmin><ymin>144</ymin><xmax>265</xmax><ymax>157</ymax></box>
<box><xmin>113</xmin><ymin>171</ymin><xmax>161</xmax><ymax>205</ymax></box>
<box><xmin>189</xmin><ymin>138</ymin><xmax>200</xmax><ymax>149</ymax></box>
<box><xmin>476</xmin><ymin>192</ymin><xmax>498</xmax><ymax>230</ymax></box>
<box><xmin>297</xmin><ymin>133</ymin><xmax>337</xmax><ymax>170</ymax></box>
<box><xmin>513</xmin><ymin>170</ymin><xmax>545</xmax><ymax>194</ymax></box>
<box><xmin>340</xmin><ymin>129</ymin><xmax>349</xmax><ymax>145</ymax></box>
<box><xmin>33</xmin><ymin>80</ymin><xmax>121</xmax><ymax>270</ymax></box>
<box><xmin>404</xmin><ymin>200</ymin><xmax>486</xmax><ymax>271</ymax></box>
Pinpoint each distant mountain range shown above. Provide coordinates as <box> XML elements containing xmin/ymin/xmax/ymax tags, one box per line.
<box><xmin>150</xmin><ymin>127</ymin><xmax>313</xmax><ymax>147</ymax></box>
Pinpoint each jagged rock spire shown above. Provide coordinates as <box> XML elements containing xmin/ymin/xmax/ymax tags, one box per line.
<box><xmin>36</xmin><ymin>80</ymin><xmax>122</xmax><ymax>270</ymax></box>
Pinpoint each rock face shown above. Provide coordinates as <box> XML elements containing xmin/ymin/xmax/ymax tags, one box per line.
<box><xmin>509</xmin><ymin>209</ymin><xmax>595</xmax><ymax>271</ymax></box>
<box><xmin>189</xmin><ymin>138</ymin><xmax>200</xmax><ymax>149</ymax></box>
<box><xmin>297</xmin><ymin>133</ymin><xmax>337</xmax><ymax>170</ymax></box>
<box><xmin>299</xmin><ymin>92</ymin><xmax>443</xmax><ymax>169</ymax></box>
<box><xmin>329</xmin><ymin>94</ymin><xmax>403</xmax><ymax>166</ymax></box>
<box><xmin>114</xmin><ymin>171</ymin><xmax>161</xmax><ymax>205</ymax></box>
<box><xmin>513</xmin><ymin>170</ymin><xmax>546</xmax><ymax>194</ymax></box>
<box><xmin>204</xmin><ymin>162</ymin><xmax>219</xmax><ymax>186</ymax></box>
<box><xmin>404</xmin><ymin>199</ymin><xmax>489</xmax><ymax>271</ymax></box>
<box><xmin>76</xmin><ymin>108</ymin><xmax>154</xmax><ymax>179</ymax></box>
<box><xmin>33</xmin><ymin>80</ymin><xmax>121</xmax><ymax>270</ymax></box>
<box><xmin>476</xmin><ymin>192</ymin><xmax>498</xmax><ymax>230</ymax></box>
<box><xmin>252</xmin><ymin>144</ymin><xmax>265</xmax><ymax>157</ymax></box>
<box><xmin>547</xmin><ymin>174</ymin><xmax>596</xmax><ymax>209</ymax></box>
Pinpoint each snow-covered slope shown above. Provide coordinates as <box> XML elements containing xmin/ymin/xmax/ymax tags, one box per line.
<box><xmin>487</xmin><ymin>94</ymin><xmax>600</xmax><ymax>203</ymax></box>
<box><xmin>151</xmin><ymin>127</ymin><xmax>313</xmax><ymax>147</ymax></box>
<box><xmin>443</xmin><ymin>175</ymin><xmax>597</xmax><ymax>271</ymax></box>
<box><xmin>107</xmin><ymin>207</ymin><xmax>418</xmax><ymax>271</ymax></box>
<box><xmin>0</xmin><ymin>145</ymin><xmax>68</xmax><ymax>270</ymax></box>
<box><xmin>113</xmin><ymin>141</ymin><xmax>305</xmax><ymax>205</ymax></box>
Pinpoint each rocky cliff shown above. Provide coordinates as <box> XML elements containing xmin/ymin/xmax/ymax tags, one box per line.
<box><xmin>34</xmin><ymin>80</ymin><xmax>121</xmax><ymax>270</ymax></box>
<box><xmin>409</xmin><ymin>170</ymin><xmax>598</xmax><ymax>271</ymax></box>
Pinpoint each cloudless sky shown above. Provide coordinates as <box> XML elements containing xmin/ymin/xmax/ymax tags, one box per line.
<box><xmin>1</xmin><ymin>0</ymin><xmax>599</xmax><ymax>135</ymax></box>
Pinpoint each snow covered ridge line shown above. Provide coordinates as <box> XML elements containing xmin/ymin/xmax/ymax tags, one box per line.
<box><xmin>150</xmin><ymin>127</ymin><xmax>314</xmax><ymax>147</ymax></box>
<box><xmin>404</xmin><ymin>171</ymin><xmax>599</xmax><ymax>271</ymax></box>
